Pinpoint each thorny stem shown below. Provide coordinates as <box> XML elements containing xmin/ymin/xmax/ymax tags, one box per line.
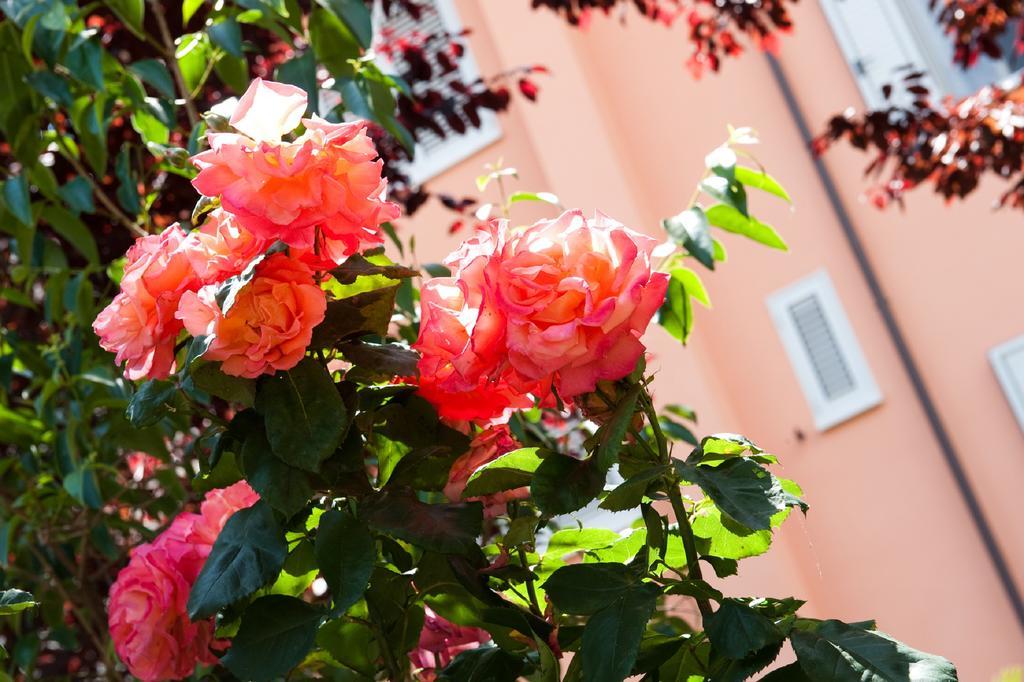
<box><xmin>639</xmin><ymin>390</ymin><xmax>714</xmax><ymax>622</ymax></box>
<box><xmin>52</xmin><ymin>131</ymin><xmax>146</xmax><ymax>238</ymax></box>
<box><xmin>367</xmin><ymin>600</ymin><xmax>408</xmax><ymax>682</ymax></box>
<box><xmin>147</xmin><ymin>0</ymin><xmax>201</xmax><ymax>129</ymax></box>
<box><xmin>27</xmin><ymin>543</ymin><xmax>118</xmax><ymax>680</ymax></box>
<box><xmin>518</xmin><ymin>547</ymin><xmax>542</xmax><ymax>616</ymax></box>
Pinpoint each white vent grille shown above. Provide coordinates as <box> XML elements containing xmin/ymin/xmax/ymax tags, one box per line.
<box><xmin>990</xmin><ymin>335</ymin><xmax>1024</xmax><ymax>435</ymax></box>
<box><xmin>375</xmin><ymin>0</ymin><xmax>501</xmax><ymax>183</ymax></box>
<box><xmin>789</xmin><ymin>294</ymin><xmax>857</xmax><ymax>400</ymax></box>
<box><xmin>767</xmin><ymin>270</ymin><xmax>882</xmax><ymax>431</ymax></box>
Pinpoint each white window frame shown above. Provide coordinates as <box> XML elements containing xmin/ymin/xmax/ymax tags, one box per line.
<box><xmin>766</xmin><ymin>269</ymin><xmax>882</xmax><ymax>431</ymax></box>
<box><xmin>818</xmin><ymin>0</ymin><xmax>1020</xmax><ymax>107</ymax></box>
<box><xmin>374</xmin><ymin>0</ymin><xmax>501</xmax><ymax>185</ymax></box>
<box><xmin>989</xmin><ymin>335</ymin><xmax>1024</xmax><ymax>435</ymax></box>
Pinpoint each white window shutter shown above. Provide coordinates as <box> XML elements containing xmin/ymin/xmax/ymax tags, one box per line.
<box><xmin>989</xmin><ymin>335</ymin><xmax>1024</xmax><ymax>435</ymax></box>
<box><xmin>818</xmin><ymin>0</ymin><xmax>1017</xmax><ymax>105</ymax></box>
<box><xmin>766</xmin><ymin>270</ymin><xmax>882</xmax><ymax>431</ymax></box>
<box><xmin>375</xmin><ymin>0</ymin><xmax>501</xmax><ymax>184</ymax></box>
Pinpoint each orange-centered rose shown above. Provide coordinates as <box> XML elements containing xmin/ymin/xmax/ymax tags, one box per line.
<box><xmin>190</xmin><ymin>78</ymin><xmax>399</xmax><ymax>260</ymax></box>
<box><xmin>495</xmin><ymin>210</ymin><xmax>669</xmax><ymax>397</ymax></box>
<box><xmin>93</xmin><ymin>225</ymin><xmax>200</xmax><ymax>380</ymax></box>
<box><xmin>176</xmin><ymin>253</ymin><xmax>326</xmax><ymax>378</ymax></box>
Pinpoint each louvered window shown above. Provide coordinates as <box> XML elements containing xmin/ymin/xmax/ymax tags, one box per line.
<box><xmin>990</xmin><ymin>335</ymin><xmax>1024</xmax><ymax>435</ymax></box>
<box><xmin>766</xmin><ymin>270</ymin><xmax>882</xmax><ymax>431</ymax></box>
<box><xmin>375</xmin><ymin>0</ymin><xmax>501</xmax><ymax>184</ymax></box>
<box><xmin>818</xmin><ymin>0</ymin><xmax>1020</xmax><ymax>109</ymax></box>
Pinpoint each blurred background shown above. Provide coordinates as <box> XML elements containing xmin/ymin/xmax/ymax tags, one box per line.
<box><xmin>396</xmin><ymin>2</ymin><xmax>1024</xmax><ymax>678</ymax></box>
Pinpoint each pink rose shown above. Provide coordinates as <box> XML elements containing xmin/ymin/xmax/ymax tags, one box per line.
<box><xmin>107</xmin><ymin>516</ymin><xmax>220</xmax><ymax>681</ymax></box>
<box><xmin>409</xmin><ymin>607</ymin><xmax>491</xmax><ymax>679</ymax></box>
<box><xmin>176</xmin><ymin>253</ymin><xmax>327</xmax><ymax>378</ymax></box>
<box><xmin>495</xmin><ymin>210</ymin><xmax>669</xmax><ymax>397</ymax></box>
<box><xmin>187</xmin><ymin>480</ymin><xmax>260</xmax><ymax>546</ymax></box>
<box><xmin>414</xmin><ymin>277</ymin><xmax>536</xmax><ymax>422</ymax></box>
<box><xmin>108</xmin><ymin>483</ymin><xmax>259</xmax><ymax>680</ymax></box>
<box><xmin>191</xmin><ymin>78</ymin><xmax>399</xmax><ymax>260</ymax></box>
<box><xmin>183</xmin><ymin>209</ymin><xmax>269</xmax><ymax>284</ymax></box>
<box><xmin>413</xmin><ymin>211</ymin><xmax>668</xmax><ymax>419</ymax></box>
<box><xmin>93</xmin><ymin>225</ymin><xmax>201</xmax><ymax>380</ymax></box>
<box><xmin>125</xmin><ymin>452</ymin><xmax>163</xmax><ymax>482</ymax></box>
<box><xmin>444</xmin><ymin>425</ymin><xmax>529</xmax><ymax>517</ymax></box>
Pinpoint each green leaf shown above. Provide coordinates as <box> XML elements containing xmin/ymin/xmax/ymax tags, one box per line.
<box><xmin>530</xmin><ymin>454</ymin><xmax>605</xmax><ymax>516</ymax></box>
<box><xmin>208</xmin><ymin>17</ymin><xmax>244</xmax><ymax>58</ymax></box>
<box><xmin>311</xmin><ymin>285</ymin><xmax>398</xmax><ymax>347</ymax></box>
<box><xmin>546</xmin><ymin>528</ymin><xmax>622</xmax><ymax>557</ymax></box>
<box><xmin>659</xmin><ymin>274</ymin><xmax>692</xmax><ymax>344</ymax></box>
<box><xmin>189</xmin><ymin>360</ymin><xmax>256</xmax><ymax>406</ymax></box>
<box><xmin>600</xmin><ymin>464</ymin><xmax>670</xmax><ymax>511</ymax></box>
<box><xmin>183</xmin><ymin>0</ymin><xmax>205</xmax><ymax>24</ymax></box>
<box><xmin>240</xmin><ymin>427</ymin><xmax>312</xmax><ymax>517</ymax></box>
<box><xmin>362</xmin><ymin>493</ymin><xmax>482</xmax><ymax>554</ymax></box>
<box><xmin>115</xmin><ymin>144</ymin><xmax>140</xmax><ymax>216</ymax></box>
<box><xmin>308</xmin><ymin>7</ymin><xmax>361</xmax><ymax>79</ymax></box>
<box><xmin>58</xmin><ymin>177</ymin><xmax>94</xmax><ymax>215</ymax></box>
<box><xmin>314</xmin><ymin>509</ymin><xmax>376</xmax><ymax>615</ymax></box>
<box><xmin>131</xmin><ymin>108</ymin><xmax>170</xmax><ymax>145</ymax></box>
<box><xmin>339</xmin><ymin>341</ymin><xmax>419</xmax><ymax>379</ymax></box>
<box><xmin>735</xmin><ymin>166</ymin><xmax>791</xmax><ymax>202</ymax></box>
<box><xmin>670</xmin><ymin>267</ymin><xmax>710</xmax><ymax>307</ymax></box>
<box><xmin>25</xmin><ymin>70</ymin><xmax>72</xmax><ymax>107</ymax></box>
<box><xmin>790</xmin><ymin>619</ymin><xmax>957</xmax><ymax>682</ymax></box>
<box><xmin>40</xmin><ymin>205</ymin><xmax>98</xmax><ymax>264</ymax></box>
<box><xmin>188</xmin><ymin>501</ymin><xmax>288</xmax><ymax>619</ymax></box>
<box><xmin>705</xmin><ymin>204</ymin><xmax>787</xmax><ymax>251</ymax></box>
<box><xmin>691</xmin><ymin>498</ymin><xmax>772</xmax><ymax>560</ymax></box>
<box><xmin>676</xmin><ymin>458</ymin><xmax>788</xmax><ymax>531</ymax></box>
<box><xmin>701</xmin><ymin>174</ymin><xmax>748</xmax><ymax>217</ymax></box>
<box><xmin>509</xmin><ymin>191</ymin><xmax>560</xmax><ymax>205</ymax></box>
<box><xmin>65</xmin><ymin>38</ymin><xmax>104</xmax><ymax>90</ymax></box>
<box><xmin>221</xmin><ymin>595</ymin><xmax>322</xmax><ymax>681</ymax></box>
<box><xmin>595</xmin><ymin>384</ymin><xmax>641</xmax><ymax>470</ymax></box>
<box><xmin>126</xmin><ymin>380</ymin><xmax>177</xmax><ymax>428</ymax></box>
<box><xmin>462</xmin><ymin>447</ymin><xmax>544</xmax><ymax>498</ymax></box>
<box><xmin>700</xmin><ymin>433</ymin><xmax>764</xmax><ymax>457</ymax></box>
<box><xmin>175</xmin><ymin>32</ymin><xmax>211</xmax><ymax>93</ymax></box>
<box><xmin>706</xmin><ymin>599</ymin><xmax>783</xmax><ymax>660</ymax></box>
<box><xmin>63</xmin><ymin>465</ymin><xmax>103</xmax><ymax>509</ymax></box>
<box><xmin>543</xmin><ymin>563</ymin><xmax>639</xmax><ymax>615</ymax></box>
<box><xmin>129</xmin><ymin>59</ymin><xmax>177</xmax><ymax>100</ymax></box>
<box><xmin>439</xmin><ymin>645</ymin><xmax>523</xmax><ymax>682</ymax></box>
<box><xmin>329</xmin><ymin>253</ymin><xmax>419</xmax><ymax>285</ymax></box>
<box><xmin>322</xmin><ymin>0</ymin><xmax>373</xmax><ymax>48</ymax></box>
<box><xmin>255</xmin><ymin>358</ymin><xmax>348</xmax><ymax>473</ymax></box>
<box><xmin>107</xmin><ymin>0</ymin><xmax>145</xmax><ymax>38</ymax></box>
<box><xmin>663</xmin><ymin>207</ymin><xmax>714</xmax><ymax>270</ymax></box>
<box><xmin>0</xmin><ymin>589</ymin><xmax>35</xmax><ymax>616</ymax></box>
<box><xmin>580</xmin><ymin>584</ymin><xmax>660</xmax><ymax>682</ymax></box>
<box><xmin>2</xmin><ymin>175</ymin><xmax>32</xmax><ymax>227</ymax></box>
<box><xmin>275</xmin><ymin>50</ymin><xmax>318</xmax><ymax>115</ymax></box>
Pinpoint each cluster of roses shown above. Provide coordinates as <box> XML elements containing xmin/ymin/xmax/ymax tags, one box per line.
<box><xmin>106</xmin><ymin>482</ymin><xmax>259</xmax><ymax>681</ymax></box>
<box><xmin>93</xmin><ymin>78</ymin><xmax>399</xmax><ymax>380</ymax></box>
<box><xmin>413</xmin><ymin>209</ymin><xmax>670</xmax><ymax>423</ymax></box>
<box><xmin>97</xmin><ymin>76</ymin><xmax>672</xmax><ymax>679</ymax></box>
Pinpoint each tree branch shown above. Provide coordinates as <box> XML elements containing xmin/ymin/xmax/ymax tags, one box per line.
<box><xmin>147</xmin><ymin>0</ymin><xmax>201</xmax><ymax>129</ymax></box>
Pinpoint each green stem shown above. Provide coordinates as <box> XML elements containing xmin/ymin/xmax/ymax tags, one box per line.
<box><xmin>640</xmin><ymin>390</ymin><xmax>713</xmax><ymax>622</ymax></box>
<box><xmin>518</xmin><ymin>547</ymin><xmax>542</xmax><ymax>616</ymax></box>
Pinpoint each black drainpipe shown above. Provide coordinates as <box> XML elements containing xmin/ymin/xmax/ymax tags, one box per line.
<box><xmin>765</xmin><ymin>52</ymin><xmax>1024</xmax><ymax>635</ymax></box>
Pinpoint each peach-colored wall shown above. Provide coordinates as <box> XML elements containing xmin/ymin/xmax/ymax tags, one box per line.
<box><xmin>399</xmin><ymin>1</ymin><xmax>1024</xmax><ymax>677</ymax></box>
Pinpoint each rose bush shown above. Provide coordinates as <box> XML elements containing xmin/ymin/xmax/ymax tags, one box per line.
<box><xmin>63</xmin><ymin>82</ymin><xmax>960</xmax><ymax>681</ymax></box>
<box><xmin>0</xmin><ymin>1</ymin><xmax>964</xmax><ymax>676</ymax></box>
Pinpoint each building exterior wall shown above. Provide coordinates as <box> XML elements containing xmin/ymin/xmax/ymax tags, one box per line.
<box><xmin>399</xmin><ymin>2</ymin><xmax>1024</xmax><ymax>677</ymax></box>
